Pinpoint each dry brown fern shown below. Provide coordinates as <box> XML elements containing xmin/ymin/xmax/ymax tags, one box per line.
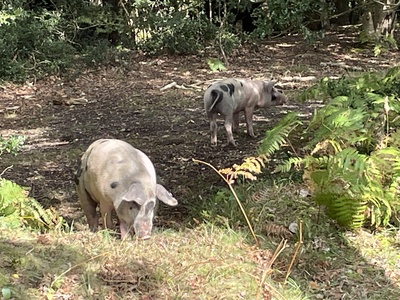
<box><xmin>219</xmin><ymin>155</ymin><xmax>268</xmax><ymax>184</ymax></box>
<box><xmin>250</xmin><ymin>188</ymin><xmax>270</xmax><ymax>203</ymax></box>
<box><xmin>262</xmin><ymin>223</ymin><xmax>293</xmax><ymax>239</ymax></box>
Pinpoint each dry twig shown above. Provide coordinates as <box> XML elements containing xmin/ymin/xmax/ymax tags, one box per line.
<box><xmin>193</xmin><ymin>158</ymin><xmax>258</xmax><ymax>246</ymax></box>
<box><xmin>284</xmin><ymin>219</ymin><xmax>303</xmax><ymax>283</ymax></box>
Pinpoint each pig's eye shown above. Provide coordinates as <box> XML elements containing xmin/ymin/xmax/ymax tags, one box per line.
<box><xmin>129</xmin><ymin>206</ymin><xmax>133</xmax><ymax>210</ymax></box>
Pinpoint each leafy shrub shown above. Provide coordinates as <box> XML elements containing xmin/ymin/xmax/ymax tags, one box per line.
<box><xmin>279</xmin><ymin>67</ymin><xmax>400</xmax><ymax>229</ymax></box>
<box><xmin>0</xmin><ymin>7</ymin><xmax>76</xmax><ymax>81</ymax></box>
<box><xmin>0</xmin><ymin>178</ymin><xmax>65</xmax><ymax>231</ymax></box>
<box><xmin>217</xmin><ymin>67</ymin><xmax>400</xmax><ymax>230</ymax></box>
<box><xmin>134</xmin><ymin>6</ymin><xmax>217</xmax><ymax>54</ymax></box>
<box><xmin>251</xmin><ymin>0</ymin><xmax>329</xmax><ymax>39</ymax></box>
<box><xmin>0</xmin><ymin>135</ymin><xmax>64</xmax><ymax>232</ymax></box>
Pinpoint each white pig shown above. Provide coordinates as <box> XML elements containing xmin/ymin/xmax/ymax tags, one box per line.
<box><xmin>75</xmin><ymin>139</ymin><xmax>178</xmax><ymax>239</ymax></box>
<box><xmin>204</xmin><ymin>78</ymin><xmax>287</xmax><ymax>146</ymax></box>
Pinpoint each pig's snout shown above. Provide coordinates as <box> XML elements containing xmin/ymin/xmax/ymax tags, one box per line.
<box><xmin>135</xmin><ymin>221</ymin><xmax>152</xmax><ymax>240</ymax></box>
<box><xmin>137</xmin><ymin>230</ymin><xmax>151</xmax><ymax>240</ymax></box>
<box><xmin>273</xmin><ymin>92</ymin><xmax>287</xmax><ymax>105</ymax></box>
<box><xmin>139</xmin><ymin>234</ymin><xmax>151</xmax><ymax>240</ymax></box>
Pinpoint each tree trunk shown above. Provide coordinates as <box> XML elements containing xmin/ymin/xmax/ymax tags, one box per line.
<box><xmin>360</xmin><ymin>0</ymin><xmax>398</xmax><ymax>45</ymax></box>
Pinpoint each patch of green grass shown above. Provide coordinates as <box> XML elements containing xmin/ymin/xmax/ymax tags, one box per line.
<box><xmin>290</xmin><ymin>64</ymin><xmax>311</xmax><ymax>74</ymax></box>
<box><xmin>188</xmin><ymin>179</ymin><xmax>400</xmax><ymax>299</ymax></box>
<box><xmin>0</xmin><ymin>224</ymin><xmax>307</xmax><ymax>299</ymax></box>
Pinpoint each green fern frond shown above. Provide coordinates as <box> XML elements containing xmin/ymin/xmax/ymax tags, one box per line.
<box><xmin>335</xmin><ymin>148</ymin><xmax>368</xmax><ymax>177</ymax></box>
<box><xmin>275</xmin><ymin>157</ymin><xmax>305</xmax><ymax>173</ymax></box>
<box><xmin>287</xmin><ymin>68</ymin><xmax>400</xmax><ymax>229</ymax></box>
<box><xmin>258</xmin><ymin>112</ymin><xmax>301</xmax><ymax>157</ymax></box>
<box><xmin>382</xmin><ymin>66</ymin><xmax>400</xmax><ymax>84</ymax></box>
<box><xmin>317</xmin><ymin>194</ymin><xmax>367</xmax><ymax>229</ymax></box>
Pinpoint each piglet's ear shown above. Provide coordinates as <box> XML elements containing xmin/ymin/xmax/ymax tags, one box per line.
<box><xmin>156</xmin><ymin>184</ymin><xmax>178</xmax><ymax>206</ymax></box>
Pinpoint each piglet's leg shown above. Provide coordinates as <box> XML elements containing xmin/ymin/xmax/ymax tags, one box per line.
<box><xmin>245</xmin><ymin>108</ymin><xmax>256</xmax><ymax>137</ymax></box>
<box><xmin>233</xmin><ymin>112</ymin><xmax>240</xmax><ymax>133</ymax></box>
<box><xmin>209</xmin><ymin>114</ymin><xmax>218</xmax><ymax>146</ymax></box>
<box><xmin>224</xmin><ymin>115</ymin><xmax>236</xmax><ymax>146</ymax></box>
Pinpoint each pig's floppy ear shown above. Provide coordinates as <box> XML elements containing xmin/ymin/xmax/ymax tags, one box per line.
<box><xmin>156</xmin><ymin>184</ymin><xmax>178</xmax><ymax>206</ymax></box>
<box><xmin>263</xmin><ymin>81</ymin><xmax>276</xmax><ymax>93</ymax></box>
<box><xmin>116</xmin><ymin>182</ymin><xmax>148</xmax><ymax>208</ymax></box>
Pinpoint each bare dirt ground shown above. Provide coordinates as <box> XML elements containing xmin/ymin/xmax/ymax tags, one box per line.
<box><xmin>0</xmin><ymin>27</ymin><xmax>398</xmax><ymax>226</ymax></box>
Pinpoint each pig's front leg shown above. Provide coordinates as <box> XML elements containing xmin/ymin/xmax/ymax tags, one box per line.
<box><xmin>209</xmin><ymin>113</ymin><xmax>218</xmax><ymax>146</ymax></box>
<box><xmin>78</xmin><ymin>189</ymin><xmax>99</xmax><ymax>232</ymax></box>
<box><xmin>244</xmin><ymin>107</ymin><xmax>256</xmax><ymax>137</ymax></box>
<box><xmin>224</xmin><ymin>115</ymin><xmax>236</xmax><ymax>146</ymax></box>
<box><xmin>100</xmin><ymin>204</ymin><xmax>114</xmax><ymax>230</ymax></box>
<box><xmin>233</xmin><ymin>112</ymin><xmax>240</xmax><ymax>133</ymax></box>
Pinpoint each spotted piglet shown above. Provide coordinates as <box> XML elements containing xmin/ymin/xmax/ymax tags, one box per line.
<box><xmin>204</xmin><ymin>78</ymin><xmax>287</xmax><ymax>146</ymax></box>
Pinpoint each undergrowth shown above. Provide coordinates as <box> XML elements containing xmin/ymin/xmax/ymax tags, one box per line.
<box><xmin>0</xmin><ymin>135</ymin><xmax>65</xmax><ymax>232</ymax></box>
<box><xmin>218</xmin><ymin>66</ymin><xmax>400</xmax><ymax>230</ymax></box>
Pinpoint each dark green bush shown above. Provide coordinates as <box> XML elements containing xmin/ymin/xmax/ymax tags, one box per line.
<box><xmin>0</xmin><ymin>7</ymin><xmax>76</xmax><ymax>81</ymax></box>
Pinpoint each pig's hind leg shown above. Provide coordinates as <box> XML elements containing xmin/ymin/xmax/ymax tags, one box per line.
<box><xmin>77</xmin><ymin>187</ymin><xmax>99</xmax><ymax>232</ymax></box>
<box><xmin>224</xmin><ymin>115</ymin><xmax>236</xmax><ymax>146</ymax></box>
<box><xmin>209</xmin><ymin>113</ymin><xmax>218</xmax><ymax>146</ymax></box>
<box><xmin>244</xmin><ymin>108</ymin><xmax>256</xmax><ymax>137</ymax></box>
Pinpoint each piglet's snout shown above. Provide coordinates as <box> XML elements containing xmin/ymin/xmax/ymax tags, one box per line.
<box><xmin>272</xmin><ymin>89</ymin><xmax>287</xmax><ymax>105</ymax></box>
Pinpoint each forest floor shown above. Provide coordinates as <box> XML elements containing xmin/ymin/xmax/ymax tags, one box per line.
<box><xmin>0</xmin><ymin>26</ymin><xmax>399</xmax><ymax>299</ymax></box>
<box><xmin>1</xmin><ymin>26</ymin><xmax>397</xmax><ymax>222</ymax></box>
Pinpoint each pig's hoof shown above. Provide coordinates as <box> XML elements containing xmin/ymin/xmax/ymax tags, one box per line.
<box><xmin>224</xmin><ymin>142</ymin><xmax>237</xmax><ymax>148</ymax></box>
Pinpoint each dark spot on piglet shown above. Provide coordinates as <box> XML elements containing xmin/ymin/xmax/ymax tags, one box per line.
<box><xmin>110</xmin><ymin>181</ymin><xmax>119</xmax><ymax>189</ymax></box>
<box><xmin>220</xmin><ymin>85</ymin><xmax>228</xmax><ymax>92</ymax></box>
<box><xmin>272</xmin><ymin>94</ymin><xmax>277</xmax><ymax>101</ymax></box>
<box><xmin>227</xmin><ymin>83</ymin><xmax>235</xmax><ymax>96</ymax></box>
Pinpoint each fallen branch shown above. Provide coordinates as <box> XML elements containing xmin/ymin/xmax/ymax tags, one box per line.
<box><xmin>160</xmin><ymin>81</ymin><xmax>203</xmax><ymax>91</ymax></box>
<box><xmin>0</xmin><ymin>165</ymin><xmax>13</xmax><ymax>178</ymax></box>
<box><xmin>160</xmin><ymin>81</ymin><xmax>177</xmax><ymax>91</ymax></box>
